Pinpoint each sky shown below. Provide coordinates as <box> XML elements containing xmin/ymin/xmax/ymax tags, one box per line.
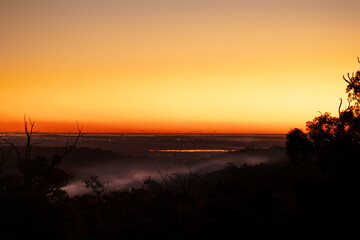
<box><xmin>1</xmin><ymin>0</ymin><xmax>360</xmax><ymax>133</ymax></box>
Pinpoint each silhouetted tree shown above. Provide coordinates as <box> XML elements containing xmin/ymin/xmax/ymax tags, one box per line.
<box><xmin>0</xmin><ymin>117</ymin><xmax>83</xmax><ymax>197</ymax></box>
<box><xmin>344</xmin><ymin>57</ymin><xmax>360</xmax><ymax>106</ymax></box>
<box><xmin>286</xmin><ymin>58</ymin><xmax>360</xmax><ymax>176</ymax></box>
<box><xmin>143</xmin><ymin>176</ymin><xmax>163</xmax><ymax>193</ymax></box>
<box><xmin>169</xmin><ymin>168</ymin><xmax>201</xmax><ymax>196</ymax></box>
<box><xmin>286</xmin><ymin>128</ymin><xmax>313</xmax><ymax>164</ymax></box>
<box><xmin>285</xmin><ymin>59</ymin><xmax>360</xmax><ymax>234</ymax></box>
<box><xmin>82</xmin><ymin>175</ymin><xmax>108</xmax><ymax>202</ymax></box>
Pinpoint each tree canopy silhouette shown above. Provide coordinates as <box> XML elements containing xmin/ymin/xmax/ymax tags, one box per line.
<box><xmin>0</xmin><ymin>117</ymin><xmax>83</xmax><ymax>199</ymax></box>
<box><xmin>286</xmin><ymin>58</ymin><xmax>360</xmax><ymax>177</ymax></box>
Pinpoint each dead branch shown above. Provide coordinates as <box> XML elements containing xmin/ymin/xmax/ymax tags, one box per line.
<box><xmin>30</xmin><ymin>141</ymin><xmax>45</xmax><ymax>147</ymax></box>
<box><xmin>157</xmin><ymin>168</ymin><xmax>170</xmax><ymax>189</ymax></box>
<box><xmin>169</xmin><ymin>168</ymin><xmax>201</xmax><ymax>195</ymax></box>
<box><xmin>0</xmin><ymin>136</ymin><xmax>22</xmax><ymax>162</ymax></box>
<box><xmin>24</xmin><ymin>115</ymin><xmax>37</xmax><ymax>162</ymax></box>
<box><xmin>343</xmin><ymin>72</ymin><xmax>354</xmax><ymax>84</ymax></box>
<box><xmin>60</xmin><ymin>121</ymin><xmax>83</xmax><ymax>160</ymax></box>
<box><xmin>0</xmin><ymin>116</ymin><xmax>39</xmax><ymax>163</ymax></box>
<box><xmin>0</xmin><ymin>141</ymin><xmax>19</xmax><ymax>178</ymax></box>
<box><xmin>338</xmin><ymin>98</ymin><xmax>343</xmax><ymax>115</ymax></box>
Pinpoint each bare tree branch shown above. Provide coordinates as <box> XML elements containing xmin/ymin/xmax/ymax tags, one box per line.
<box><xmin>24</xmin><ymin>115</ymin><xmax>36</xmax><ymax>162</ymax></box>
<box><xmin>169</xmin><ymin>168</ymin><xmax>201</xmax><ymax>195</ymax></box>
<box><xmin>157</xmin><ymin>168</ymin><xmax>170</xmax><ymax>189</ymax></box>
<box><xmin>338</xmin><ymin>98</ymin><xmax>343</xmax><ymax>115</ymax></box>
<box><xmin>343</xmin><ymin>72</ymin><xmax>355</xmax><ymax>84</ymax></box>
<box><xmin>60</xmin><ymin>121</ymin><xmax>83</xmax><ymax>160</ymax></box>
<box><xmin>0</xmin><ymin>147</ymin><xmax>9</xmax><ymax>178</ymax></box>
<box><xmin>30</xmin><ymin>141</ymin><xmax>45</xmax><ymax>147</ymax></box>
<box><xmin>0</xmin><ymin>136</ymin><xmax>21</xmax><ymax>162</ymax></box>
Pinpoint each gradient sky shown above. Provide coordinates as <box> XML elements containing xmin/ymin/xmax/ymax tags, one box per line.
<box><xmin>1</xmin><ymin>0</ymin><xmax>360</xmax><ymax>133</ymax></box>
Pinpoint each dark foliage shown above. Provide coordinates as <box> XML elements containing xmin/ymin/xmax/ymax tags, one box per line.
<box><xmin>285</xmin><ymin>58</ymin><xmax>360</xmax><ymax>235</ymax></box>
<box><xmin>287</xmin><ymin>60</ymin><xmax>360</xmax><ymax>176</ymax></box>
<box><xmin>0</xmin><ymin>144</ymin><xmax>326</xmax><ymax>239</ymax></box>
<box><xmin>286</xmin><ymin>128</ymin><xmax>314</xmax><ymax>164</ymax></box>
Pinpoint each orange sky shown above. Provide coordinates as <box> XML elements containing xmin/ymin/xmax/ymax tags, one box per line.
<box><xmin>1</xmin><ymin>0</ymin><xmax>360</xmax><ymax>133</ymax></box>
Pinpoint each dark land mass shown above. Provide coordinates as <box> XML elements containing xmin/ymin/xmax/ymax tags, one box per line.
<box><xmin>1</xmin><ymin>144</ymin><xmax>353</xmax><ymax>239</ymax></box>
<box><xmin>1</xmin><ymin>145</ymin><xmax>288</xmax><ymax>194</ymax></box>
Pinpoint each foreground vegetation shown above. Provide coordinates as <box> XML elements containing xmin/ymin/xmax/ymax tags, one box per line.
<box><xmin>0</xmin><ymin>152</ymin><xmax>322</xmax><ymax>239</ymax></box>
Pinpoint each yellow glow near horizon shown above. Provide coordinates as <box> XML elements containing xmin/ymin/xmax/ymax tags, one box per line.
<box><xmin>1</xmin><ymin>0</ymin><xmax>360</xmax><ymax>133</ymax></box>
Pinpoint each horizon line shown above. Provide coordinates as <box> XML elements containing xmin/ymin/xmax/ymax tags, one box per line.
<box><xmin>0</xmin><ymin>131</ymin><xmax>287</xmax><ymax>135</ymax></box>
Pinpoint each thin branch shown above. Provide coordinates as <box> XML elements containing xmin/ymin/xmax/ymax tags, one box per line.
<box><xmin>343</xmin><ymin>72</ymin><xmax>355</xmax><ymax>84</ymax></box>
<box><xmin>30</xmin><ymin>141</ymin><xmax>45</xmax><ymax>147</ymax></box>
<box><xmin>60</xmin><ymin>121</ymin><xmax>83</xmax><ymax>159</ymax></box>
<box><xmin>338</xmin><ymin>98</ymin><xmax>342</xmax><ymax>115</ymax></box>
<box><xmin>64</xmin><ymin>132</ymin><xmax>71</xmax><ymax>150</ymax></box>
<box><xmin>0</xmin><ymin>136</ymin><xmax>21</xmax><ymax>162</ymax></box>
<box><xmin>168</xmin><ymin>168</ymin><xmax>201</xmax><ymax>195</ymax></box>
<box><xmin>24</xmin><ymin>115</ymin><xmax>36</xmax><ymax>162</ymax></box>
<box><xmin>157</xmin><ymin>168</ymin><xmax>170</xmax><ymax>188</ymax></box>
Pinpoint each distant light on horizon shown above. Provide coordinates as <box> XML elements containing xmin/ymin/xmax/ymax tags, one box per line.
<box><xmin>149</xmin><ymin>149</ymin><xmax>233</xmax><ymax>153</ymax></box>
